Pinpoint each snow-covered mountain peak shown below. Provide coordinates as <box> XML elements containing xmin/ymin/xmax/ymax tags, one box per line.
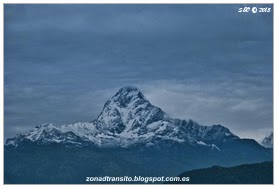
<box><xmin>117</xmin><ymin>86</ymin><xmax>140</xmax><ymax>94</ymax></box>
<box><xmin>109</xmin><ymin>86</ymin><xmax>147</xmax><ymax>106</ymax></box>
<box><xmin>261</xmin><ymin>132</ymin><xmax>273</xmax><ymax>148</ymax></box>
<box><xmin>6</xmin><ymin>86</ymin><xmax>239</xmax><ymax>149</ymax></box>
<box><xmin>96</xmin><ymin>86</ymin><xmax>167</xmax><ymax>134</ymax></box>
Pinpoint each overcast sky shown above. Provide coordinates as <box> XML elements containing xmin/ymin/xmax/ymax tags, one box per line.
<box><xmin>4</xmin><ymin>4</ymin><xmax>273</xmax><ymax>141</ymax></box>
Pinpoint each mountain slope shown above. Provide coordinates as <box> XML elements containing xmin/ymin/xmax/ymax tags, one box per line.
<box><xmin>173</xmin><ymin>161</ymin><xmax>273</xmax><ymax>184</ymax></box>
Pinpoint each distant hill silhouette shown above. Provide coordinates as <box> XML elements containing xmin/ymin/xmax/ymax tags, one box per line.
<box><xmin>173</xmin><ymin>161</ymin><xmax>273</xmax><ymax>184</ymax></box>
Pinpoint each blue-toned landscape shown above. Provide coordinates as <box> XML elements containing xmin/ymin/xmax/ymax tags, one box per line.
<box><xmin>4</xmin><ymin>4</ymin><xmax>273</xmax><ymax>184</ymax></box>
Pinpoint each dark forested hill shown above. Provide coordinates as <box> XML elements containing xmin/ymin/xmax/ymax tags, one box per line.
<box><xmin>174</xmin><ymin>161</ymin><xmax>273</xmax><ymax>184</ymax></box>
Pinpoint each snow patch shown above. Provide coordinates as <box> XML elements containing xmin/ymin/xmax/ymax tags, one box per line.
<box><xmin>196</xmin><ymin>140</ymin><xmax>208</xmax><ymax>146</ymax></box>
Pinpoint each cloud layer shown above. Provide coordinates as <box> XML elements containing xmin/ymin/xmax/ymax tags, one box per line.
<box><xmin>4</xmin><ymin>4</ymin><xmax>273</xmax><ymax>141</ymax></box>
